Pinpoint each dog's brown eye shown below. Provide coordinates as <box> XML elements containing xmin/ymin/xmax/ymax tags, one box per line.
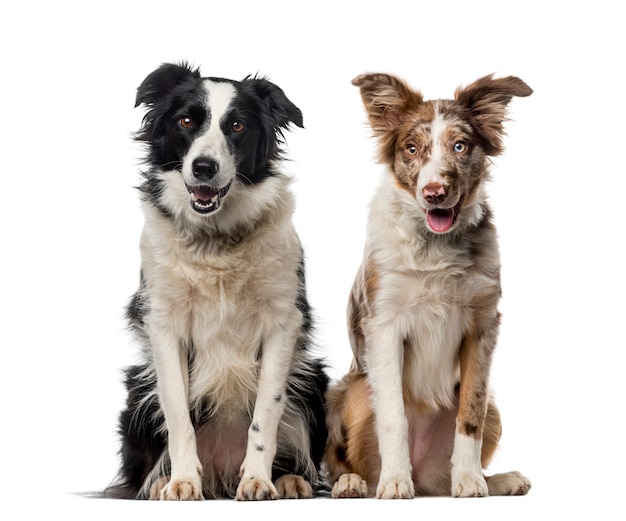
<box><xmin>406</xmin><ymin>144</ymin><xmax>418</xmax><ymax>156</ymax></box>
<box><xmin>453</xmin><ymin>142</ymin><xmax>467</xmax><ymax>153</ymax></box>
<box><xmin>179</xmin><ymin>116</ymin><xmax>194</xmax><ymax>129</ymax></box>
<box><xmin>232</xmin><ymin>120</ymin><xmax>245</xmax><ymax>133</ymax></box>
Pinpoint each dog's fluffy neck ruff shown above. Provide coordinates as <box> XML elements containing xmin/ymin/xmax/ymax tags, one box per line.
<box><xmin>368</xmin><ymin>169</ymin><xmax>492</xmax><ymax>269</ymax></box>
<box><xmin>143</xmin><ymin>170</ymin><xmax>293</xmax><ymax>254</ymax></box>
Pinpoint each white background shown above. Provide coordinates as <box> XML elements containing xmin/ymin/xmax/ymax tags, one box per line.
<box><xmin>2</xmin><ymin>1</ymin><xmax>624</xmax><ymax>519</ymax></box>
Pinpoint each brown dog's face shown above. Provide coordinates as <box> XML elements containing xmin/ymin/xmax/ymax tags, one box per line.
<box><xmin>392</xmin><ymin>104</ymin><xmax>484</xmax><ymax>232</ymax></box>
<box><xmin>352</xmin><ymin>73</ymin><xmax>532</xmax><ymax>233</ymax></box>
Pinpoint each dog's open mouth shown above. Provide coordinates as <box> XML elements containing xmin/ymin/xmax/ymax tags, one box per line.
<box><xmin>186</xmin><ymin>181</ymin><xmax>232</xmax><ymax>214</ymax></box>
<box><xmin>426</xmin><ymin>201</ymin><xmax>462</xmax><ymax>233</ymax></box>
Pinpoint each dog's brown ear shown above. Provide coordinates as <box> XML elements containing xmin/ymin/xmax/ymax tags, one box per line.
<box><xmin>352</xmin><ymin>73</ymin><xmax>423</xmax><ymax>134</ymax></box>
<box><xmin>454</xmin><ymin>74</ymin><xmax>532</xmax><ymax>156</ymax></box>
<box><xmin>353</xmin><ymin>73</ymin><xmax>423</xmax><ymax>165</ymax></box>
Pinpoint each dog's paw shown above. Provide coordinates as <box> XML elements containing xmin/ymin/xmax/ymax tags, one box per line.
<box><xmin>275</xmin><ymin>475</ymin><xmax>313</xmax><ymax>499</ymax></box>
<box><xmin>331</xmin><ymin>473</ymin><xmax>368</xmax><ymax>498</ymax></box>
<box><xmin>155</xmin><ymin>476</ymin><xmax>204</xmax><ymax>500</ymax></box>
<box><xmin>486</xmin><ymin>471</ymin><xmax>531</xmax><ymax>496</ymax></box>
<box><xmin>452</xmin><ymin>472</ymin><xmax>489</xmax><ymax>498</ymax></box>
<box><xmin>376</xmin><ymin>475</ymin><xmax>414</xmax><ymax>499</ymax></box>
<box><xmin>236</xmin><ymin>477</ymin><xmax>278</xmax><ymax>501</ymax></box>
<box><xmin>148</xmin><ymin>477</ymin><xmax>168</xmax><ymax>499</ymax></box>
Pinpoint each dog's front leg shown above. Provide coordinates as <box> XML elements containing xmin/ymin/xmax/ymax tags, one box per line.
<box><xmin>451</xmin><ymin>333</ymin><xmax>493</xmax><ymax>497</ymax></box>
<box><xmin>150</xmin><ymin>323</ymin><xmax>203</xmax><ymax>500</ymax></box>
<box><xmin>366</xmin><ymin>326</ymin><xmax>414</xmax><ymax>499</ymax></box>
<box><xmin>235</xmin><ymin>320</ymin><xmax>298</xmax><ymax>501</ymax></box>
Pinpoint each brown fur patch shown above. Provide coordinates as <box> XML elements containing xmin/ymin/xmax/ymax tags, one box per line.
<box><xmin>481</xmin><ymin>400</ymin><xmax>502</xmax><ymax>467</ymax></box>
<box><xmin>454</xmin><ymin>75</ymin><xmax>533</xmax><ymax>156</ymax></box>
<box><xmin>275</xmin><ymin>475</ymin><xmax>313</xmax><ymax>499</ymax></box>
<box><xmin>324</xmin><ymin>376</ymin><xmax>505</xmax><ymax>497</ymax></box>
<box><xmin>347</xmin><ymin>256</ymin><xmax>380</xmax><ymax>373</ymax></box>
<box><xmin>352</xmin><ymin>73</ymin><xmax>424</xmax><ymax>167</ymax></box>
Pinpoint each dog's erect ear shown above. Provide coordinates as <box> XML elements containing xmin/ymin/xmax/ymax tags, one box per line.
<box><xmin>352</xmin><ymin>73</ymin><xmax>423</xmax><ymax>166</ymax></box>
<box><xmin>352</xmin><ymin>73</ymin><xmax>423</xmax><ymax>135</ymax></box>
<box><xmin>135</xmin><ymin>62</ymin><xmax>201</xmax><ymax>108</ymax></box>
<box><xmin>454</xmin><ymin>75</ymin><xmax>532</xmax><ymax>156</ymax></box>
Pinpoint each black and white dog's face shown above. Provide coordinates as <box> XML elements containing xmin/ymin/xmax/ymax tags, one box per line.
<box><xmin>135</xmin><ymin>62</ymin><xmax>303</xmax><ymax>217</ymax></box>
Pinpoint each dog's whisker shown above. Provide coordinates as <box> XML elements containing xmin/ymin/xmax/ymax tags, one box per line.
<box><xmin>235</xmin><ymin>172</ymin><xmax>254</xmax><ymax>185</ymax></box>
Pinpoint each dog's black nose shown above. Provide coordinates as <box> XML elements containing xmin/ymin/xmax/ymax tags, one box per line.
<box><xmin>192</xmin><ymin>158</ymin><xmax>219</xmax><ymax>180</ymax></box>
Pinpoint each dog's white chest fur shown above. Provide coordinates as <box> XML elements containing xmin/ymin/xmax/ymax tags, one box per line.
<box><xmin>139</xmin><ymin>182</ymin><xmax>301</xmax><ymax>417</ymax></box>
<box><xmin>362</xmin><ymin>176</ymin><xmax>497</xmax><ymax>409</ymax></box>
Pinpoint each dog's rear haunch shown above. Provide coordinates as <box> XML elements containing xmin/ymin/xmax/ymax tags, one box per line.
<box><xmin>324</xmin><ymin>73</ymin><xmax>532</xmax><ymax>498</ymax></box>
<box><xmin>105</xmin><ymin>63</ymin><xmax>329</xmax><ymax>500</ymax></box>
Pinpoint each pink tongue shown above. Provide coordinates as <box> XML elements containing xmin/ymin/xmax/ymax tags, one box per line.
<box><xmin>193</xmin><ymin>186</ymin><xmax>218</xmax><ymax>202</ymax></box>
<box><xmin>427</xmin><ymin>209</ymin><xmax>454</xmax><ymax>232</ymax></box>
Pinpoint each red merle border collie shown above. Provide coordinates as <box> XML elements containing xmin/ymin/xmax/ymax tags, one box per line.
<box><xmin>323</xmin><ymin>73</ymin><xmax>532</xmax><ymax>498</ymax></box>
<box><xmin>105</xmin><ymin>63</ymin><xmax>328</xmax><ymax>500</ymax></box>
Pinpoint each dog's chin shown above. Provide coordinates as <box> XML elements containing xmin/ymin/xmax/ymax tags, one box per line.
<box><xmin>425</xmin><ymin>199</ymin><xmax>463</xmax><ymax>233</ymax></box>
<box><xmin>186</xmin><ymin>181</ymin><xmax>233</xmax><ymax>214</ymax></box>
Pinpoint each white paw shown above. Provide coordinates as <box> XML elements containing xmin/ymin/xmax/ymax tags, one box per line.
<box><xmin>452</xmin><ymin>472</ymin><xmax>488</xmax><ymax>498</ymax></box>
<box><xmin>236</xmin><ymin>476</ymin><xmax>278</xmax><ymax>500</ymax></box>
<box><xmin>376</xmin><ymin>475</ymin><xmax>415</xmax><ymax>499</ymax></box>
<box><xmin>156</xmin><ymin>476</ymin><xmax>204</xmax><ymax>500</ymax></box>
<box><xmin>331</xmin><ymin>473</ymin><xmax>368</xmax><ymax>498</ymax></box>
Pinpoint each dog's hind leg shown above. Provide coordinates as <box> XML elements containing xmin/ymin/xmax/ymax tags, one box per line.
<box><xmin>275</xmin><ymin>475</ymin><xmax>314</xmax><ymax>499</ymax></box>
<box><xmin>330</xmin><ymin>473</ymin><xmax>369</xmax><ymax>498</ymax></box>
<box><xmin>480</xmin><ymin>399</ymin><xmax>502</xmax><ymax>468</ymax></box>
<box><xmin>324</xmin><ymin>373</ymin><xmax>379</xmax><ymax>498</ymax></box>
<box><xmin>481</xmin><ymin>400</ymin><xmax>531</xmax><ymax>496</ymax></box>
<box><xmin>106</xmin><ymin>364</ymin><xmax>167</xmax><ymax>499</ymax></box>
<box><xmin>485</xmin><ymin>471</ymin><xmax>532</xmax><ymax>496</ymax></box>
<box><xmin>137</xmin><ymin>450</ymin><xmax>172</xmax><ymax>499</ymax></box>
<box><xmin>272</xmin><ymin>360</ymin><xmax>329</xmax><ymax>499</ymax></box>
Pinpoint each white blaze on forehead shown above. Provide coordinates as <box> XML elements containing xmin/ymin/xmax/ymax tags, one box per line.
<box><xmin>183</xmin><ymin>80</ymin><xmax>237</xmax><ymax>186</ymax></box>
<box><xmin>204</xmin><ymin>80</ymin><xmax>237</xmax><ymax>128</ymax></box>
<box><xmin>416</xmin><ymin>106</ymin><xmax>447</xmax><ymax>194</ymax></box>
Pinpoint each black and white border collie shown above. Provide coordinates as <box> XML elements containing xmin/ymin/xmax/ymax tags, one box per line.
<box><xmin>106</xmin><ymin>62</ymin><xmax>328</xmax><ymax>500</ymax></box>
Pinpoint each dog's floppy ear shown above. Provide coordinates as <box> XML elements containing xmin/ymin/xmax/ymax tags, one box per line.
<box><xmin>134</xmin><ymin>62</ymin><xmax>201</xmax><ymax>144</ymax></box>
<box><xmin>454</xmin><ymin>74</ymin><xmax>532</xmax><ymax>156</ymax></box>
<box><xmin>135</xmin><ymin>62</ymin><xmax>201</xmax><ymax>108</ymax></box>
<box><xmin>244</xmin><ymin>76</ymin><xmax>304</xmax><ymax>130</ymax></box>
<box><xmin>242</xmin><ymin>76</ymin><xmax>303</xmax><ymax>161</ymax></box>
<box><xmin>352</xmin><ymin>73</ymin><xmax>423</xmax><ymax>134</ymax></box>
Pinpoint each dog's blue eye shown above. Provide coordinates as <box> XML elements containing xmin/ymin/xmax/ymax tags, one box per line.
<box><xmin>179</xmin><ymin>116</ymin><xmax>194</xmax><ymax>129</ymax></box>
<box><xmin>453</xmin><ymin>142</ymin><xmax>467</xmax><ymax>153</ymax></box>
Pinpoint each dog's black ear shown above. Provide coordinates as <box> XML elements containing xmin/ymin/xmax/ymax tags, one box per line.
<box><xmin>243</xmin><ymin>76</ymin><xmax>304</xmax><ymax>130</ymax></box>
<box><xmin>135</xmin><ymin>62</ymin><xmax>201</xmax><ymax>108</ymax></box>
<box><xmin>454</xmin><ymin>74</ymin><xmax>532</xmax><ymax>156</ymax></box>
<box><xmin>242</xmin><ymin>76</ymin><xmax>303</xmax><ymax>161</ymax></box>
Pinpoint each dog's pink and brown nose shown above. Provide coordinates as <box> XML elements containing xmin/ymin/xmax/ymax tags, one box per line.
<box><xmin>192</xmin><ymin>157</ymin><xmax>219</xmax><ymax>180</ymax></box>
<box><xmin>422</xmin><ymin>183</ymin><xmax>447</xmax><ymax>204</ymax></box>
